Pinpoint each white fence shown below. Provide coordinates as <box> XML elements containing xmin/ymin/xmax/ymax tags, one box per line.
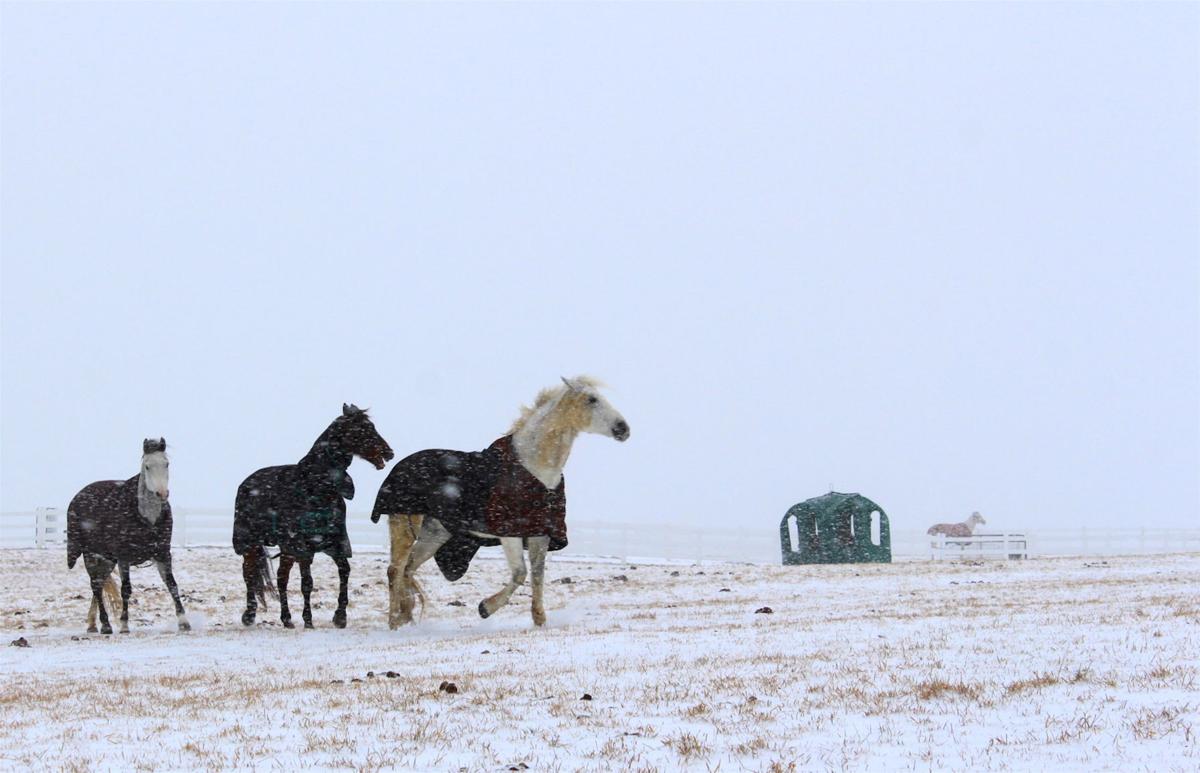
<box><xmin>2</xmin><ymin>509</ymin><xmax>1198</xmax><ymax>563</ymax></box>
<box><xmin>930</xmin><ymin>532</ymin><xmax>1028</xmax><ymax>561</ymax></box>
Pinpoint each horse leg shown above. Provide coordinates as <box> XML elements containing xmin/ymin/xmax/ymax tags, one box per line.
<box><xmin>155</xmin><ymin>557</ymin><xmax>191</xmax><ymax>631</ymax></box>
<box><xmin>332</xmin><ymin>556</ymin><xmax>350</xmax><ymax>629</ymax></box>
<box><xmin>527</xmin><ymin>536</ymin><xmax>550</xmax><ymax>627</ymax></box>
<box><xmin>386</xmin><ymin>514</ymin><xmax>423</xmax><ymax>629</ymax></box>
<box><xmin>299</xmin><ymin>559</ymin><xmax>314</xmax><ymax>629</ymax></box>
<box><xmin>242</xmin><ymin>546</ymin><xmax>262</xmax><ymax>626</ymax></box>
<box><xmin>277</xmin><ymin>554</ymin><xmax>295</xmax><ymax>628</ymax></box>
<box><xmin>402</xmin><ymin>518</ymin><xmax>451</xmax><ymax>623</ymax></box>
<box><xmin>119</xmin><ymin>562</ymin><xmax>132</xmax><ymax>633</ymax></box>
<box><xmin>479</xmin><ymin>537</ymin><xmax>527</xmax><ymax>619</ymax></box>
<box><xmin>84</xmin><ymin>555</ymin><xmax>115</xmax><ymax>635</ymax></box>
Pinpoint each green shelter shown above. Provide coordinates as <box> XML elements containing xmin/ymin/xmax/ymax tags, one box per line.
<box><xmin>780</xmin><ymin>491</ymin><xmax>891</xmax><ymax>565</ymax></box>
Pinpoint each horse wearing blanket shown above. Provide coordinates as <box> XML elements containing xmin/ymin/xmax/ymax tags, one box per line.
<box><xmin>233</xmin><ymin>404</ymin><xmax>394</xmax><ymax>629</ymax></box>
<box><xmin>371</xmin><ymin>376</ymin><xmax>630</xmax><ymax>628</ymax></box>
<box><xmin>67</xmin><ymin>438</ymin><xmax>190</xmax><ymax>635</ymax></box>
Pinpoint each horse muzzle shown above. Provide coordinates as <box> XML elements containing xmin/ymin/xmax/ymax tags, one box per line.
<box><xmin>612</xmin><ymin>421</ymin><xmax>630</xmax><ymax>442</ymax></box>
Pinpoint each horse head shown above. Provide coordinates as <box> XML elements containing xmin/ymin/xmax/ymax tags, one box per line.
<box><xmin>559</xmin><ymin>376</ymin><xmax>630</xmax><ymax>442</ymax></box>
<box><xmin>140</xmin><ymin>437</ymin><xmax>169</xmax><ymax>501</ymax></box>
<box><xmin>335</xmin><ymin>404</ymin><xmax>395</xmax><ymax>470</ymax></box>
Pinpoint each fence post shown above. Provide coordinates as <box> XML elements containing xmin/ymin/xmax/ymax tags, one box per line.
<box><xmin>35</xmin><ymin>508</ymin><xmax>46</xmax><ymax>549</ymax></box>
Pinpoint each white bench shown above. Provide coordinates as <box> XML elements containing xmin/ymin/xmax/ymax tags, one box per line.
<box><xmin>931</xmin><ymin>532</ymin><xmax>1028</xmax><ymax>561</ymax></box>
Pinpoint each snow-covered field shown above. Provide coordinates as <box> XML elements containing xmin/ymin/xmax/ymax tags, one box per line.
<box><xmin>2</xmin><ymin>547</ymin><xmax>1197</xmax><ymax>771</ymax></box>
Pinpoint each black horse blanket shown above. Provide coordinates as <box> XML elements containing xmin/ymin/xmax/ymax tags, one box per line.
<box><xmin>371</xmin><ymin>435</ymin><xmax>566</xmax><ymax>581</ymax></box>
<box><xmin>232</xmin><ymin>464</ymin><xmax>353</xmax><ymax>562</ymax></box>
<box><xmin>67</xmin><ymin>476</ymin><xmax>173</xmax><ymax>568</ymax></box>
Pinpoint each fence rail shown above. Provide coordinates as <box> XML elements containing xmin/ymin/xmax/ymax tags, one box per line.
<box><xmin>931</xmin><ymin>532</ymin><xmax>1028</xmax><ymax>561</ymax></box>
<box><xmin>2</xmin><ymin>509</ymin><xmax>1197</xmax><ymax>562</ymax></box>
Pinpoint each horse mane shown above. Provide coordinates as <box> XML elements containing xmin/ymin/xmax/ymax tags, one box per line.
<box><xmin>508</xmin><ymin>376</ymin><xmax>603</xmax><ymax>435</ymax></box>
<box><xmin>508</xmin><ymin>376</ymin><xmax>605</xmax><ymax>471</ymax></box>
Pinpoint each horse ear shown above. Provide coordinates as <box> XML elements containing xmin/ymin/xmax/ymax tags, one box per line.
<box><xmin>561</xmin><ymin>376</ymin><xmax>577</xmax><ymax>391</ymax></box>
<box><xmin>343</xmin><ymin>403</ymin><xmax>352</xmax><ymax>416</ymax></box>
<box><xmin>159</xmin><ymin>437</ymin><xmax>165</xmax><ymax>451</ymax></box>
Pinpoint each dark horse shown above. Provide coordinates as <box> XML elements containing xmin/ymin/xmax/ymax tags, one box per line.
<box><xmin>67</xmin><ymin>438</ymin><xmax>190</xmax><ymax>635</ymax></box>
<box><xmin>233</xmin><ymin>404</ymin><xmax>393</xmax><ymax>629</ymax></box>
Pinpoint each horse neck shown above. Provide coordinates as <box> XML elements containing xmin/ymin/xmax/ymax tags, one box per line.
<box><xmin>135</xmin><ymin>474</ymin><xmax>165</xmax><ymax>525</ymax></box>
<box><xmin>300</xmin><ymin>436</ymin><xmax>350</xmax><ymax>472</ymax></box>
<box><xmin>300</xmin><ymin>433</ymin><xmax>351</xmax><ymax>475</ymax></box>
<box><xmin>512</xmin><ymin>399</ymin><xmax>578</xmax><ymax>489</ymax></box>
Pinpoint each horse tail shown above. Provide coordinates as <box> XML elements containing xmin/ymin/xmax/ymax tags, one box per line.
<box><xmin>103</xmin><ymin>573</ymin><xmax>121</xmax><ymax>610</ymax></box>
<box><xmin>244</xmin><ymin>547</ymin><xmax>278</xmax><ymax>607</ymax></box>
<box><xmin>260</xmin><ymin>551</ymin><xmax>278</xmax><ymax>602</ymax></box>
<box><xmin>257</xmin><ymin>549</ymin><xmax>278</xmax><ymax>604</ymax></box>
<box><xmin>66</xmin><ymin>506</ymin><xmax>82</xmax><ymax>569</ymax></box>
<box><xmin>410</xmin><ymin>574</ymin><xmax>427</xmax><ymax>620</ymax></box>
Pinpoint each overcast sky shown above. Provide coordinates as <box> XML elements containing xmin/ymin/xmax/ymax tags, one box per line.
<box><xmin>2</xmin><ymin>3</ymin><xmax>1197</xmax><ymax>533</ymax></box>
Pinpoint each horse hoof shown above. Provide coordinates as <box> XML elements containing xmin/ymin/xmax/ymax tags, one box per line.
<box><xmin>282</xmin><ymin>619</ymin><xmax>294</xmax><ymax>629</ymax></box>
<box><xmin>178</xmin><ymin>621</ymin><xmax>191</xmax><ymax>633</ymax></box>
<box><xmin>241</xmin><ymin>611</ymin><xmax>256</xmax><ymax>627</ymax></box>
<box><xmin>101</xmin><ymin>626</ymin><xmax>113</xmax><ymax>635</ymax></box>
<box><xmin>87</xmin><ymin>625</ymin><xmax>98</xmax><ymax>634</ymax></box>
<box><xmin>119</xmin><ymin>627</ymin><xmax>130</xmax><ymax>634</ymax></box>
<box><xmin>332</xmin><ymin>612</ymin><xmax>347</xmax><ymax>629</ymax></box>
<box><xmin>478</xmin><ymin>601</ymin><xmax>490</xmax><ymax>619</ymax></box>
<box><xmin>303</xmin><ymin>621</ymin><xmax>314</xmax><ymax>630</ymax></box>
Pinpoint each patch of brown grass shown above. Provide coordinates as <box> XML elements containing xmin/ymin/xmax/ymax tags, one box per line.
<box><xmin>664</xmin><ymin>731</ymin><xmax>709</xmax><ymax>760</ymax></box>
<box><xmin>1005</xmin><ymin>672</ymin><xmax>1061</xmax><ymax>695</ymax></box>
<box><xmin>914</xmin><ymin>679</ymin><xmax>983</xmax><ymax>701</ymax></box>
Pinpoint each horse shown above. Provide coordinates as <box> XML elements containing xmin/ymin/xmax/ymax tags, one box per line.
<box><xmin>66</xmin><ymin>438</ymin><xmax>190</xmax><ymax>635</ymax></box>
<box><xmin>233</xmin><ymin>404</ymin><xmax>394</xmax><ymax>629</ymax></box>
<box><xmin>371</xmin><ymin>376</ymin><xmax>630</xmax><ymax>628</ymax></box>
<box><xmin>927</xmin><ymin>511</ymin><xmax>987</xmax><ymax>537</ymax></box>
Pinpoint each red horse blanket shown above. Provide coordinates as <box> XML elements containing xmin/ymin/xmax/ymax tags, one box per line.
<box><xmin>484</xmin><ymin>435</ymin><xmax>567</xmax><ymax>548</ymax></box>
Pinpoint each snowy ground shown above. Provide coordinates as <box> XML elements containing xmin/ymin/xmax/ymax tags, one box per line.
<box><xmin>2</xmin><ymin>547</ymin><xmax>1197</xmax><ymax>771</ymax></box>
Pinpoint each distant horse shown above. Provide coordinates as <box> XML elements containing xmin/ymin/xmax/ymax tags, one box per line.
<box><xmin>234</xmin><ymin>404</ymin><xmax>394</xmax><ymax>629</ymax></box>
<box><xmin>928</xmin><ymin>511</ymin><xmax>987</xmax><ymax>537</ymax></box>
<box><xmin>372</xmin><ymin>376</ymin><xmax>629</xmax><ymax>628</ymax></box>
<box><xmin>67</xmin><ymin>438</ymin><xmax>190</xmax><ymax>635</ymax></box>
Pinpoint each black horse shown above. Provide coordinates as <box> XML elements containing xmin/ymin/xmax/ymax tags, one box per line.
<box><xmin>233</xmin><ymin>404</ymin><xmax>394</xmax><ymax>629</ymax></box>
<box><xmin>67</xmin><ymin>438</ymin><xmax>190</xmax><ymax>635</ymax></box>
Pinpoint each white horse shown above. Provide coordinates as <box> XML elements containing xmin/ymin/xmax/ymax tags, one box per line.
<box><xmin>370</xmin><ymin>376</ymin><xmax>630</xmax><ymax>627</ymax></box>
<box><xmin>927</xmin><ymin>511</ymin><xmax>987</xmax><ymax>538</ymax></box>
